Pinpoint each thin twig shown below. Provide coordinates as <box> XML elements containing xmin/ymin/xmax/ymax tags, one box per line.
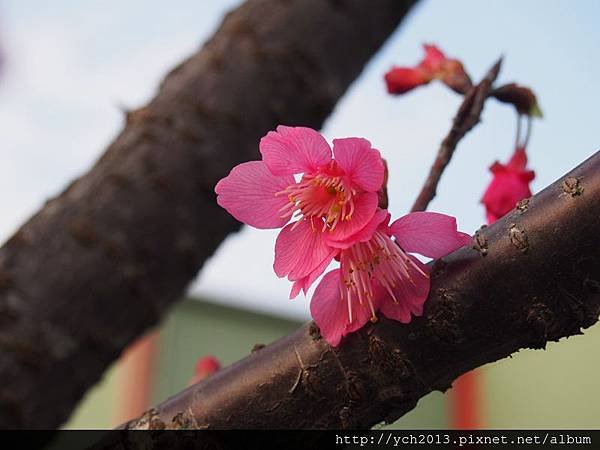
<box><xmin>410</xmin><ymin>57</ymin><xmax>503</xmax><ymax>212</ymax></box>
<box><xmin>514</xmin><ymin>111</ymin><xmax>522</xmax><ymax>150</ymax></box>
<box><xmin>522</xmin><ymin>114</ymin><xmax>532</xmax><ymax>149</ymax></box>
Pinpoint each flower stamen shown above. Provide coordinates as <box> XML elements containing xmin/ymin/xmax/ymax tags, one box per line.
<box><xmin>276</xmin><ymin>169</ymin><xmax>356</xmax><ymax>231</ymax></box>
<box><xmin>340</xmin><ymin>229</ymin><xmax>425</xmax><ymax>321</ymax></box>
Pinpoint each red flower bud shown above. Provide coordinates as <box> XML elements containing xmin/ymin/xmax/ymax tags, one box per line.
<box><xmin>481</xmin><ymin>148</ymin><xmax>535</xmax><ymax>224</ymax></box>
<box><xmin>385</xmin><ymin>44</ymin><xmax>472</xmax><ymax>96</ymax></box>
<box><xmin>188</xmin><ymin>355</ymin><xmax>221</xmax><ymax>386</ymax></box>
<box><xmin>384</xmin><ymin>67</ymin><xmax>430</xmax><ymax>94</ymax></box>
<box><xmin>196</xmin><ymin>355</ymin><xmax>220</xmax><ymax>375</ymax></box>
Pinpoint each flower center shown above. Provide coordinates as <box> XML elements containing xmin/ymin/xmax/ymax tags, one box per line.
<box><xmin>277</xmin><ymin>168</ymin><xmax>356</xmax><ymax>231</ymax></box>
<box><xmin>339</xmin><ymin>230</ymin><xmax>427</xmax><ymax>322</ymax></box>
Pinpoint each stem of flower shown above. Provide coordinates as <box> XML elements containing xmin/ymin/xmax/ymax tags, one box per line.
<box><xmin>410</xmin><ymin>57</ymin><xmax>503</xmax><ymax>212</ymax></box>
<box><xmin>514</xmin><ymin>111</ymin><xmax>522</xmax><ymax>150</ymax></box>
<box><xmin>521</xmin><ymin>114</ymin><xmax>533</xmax><ymax>150</ymax></box>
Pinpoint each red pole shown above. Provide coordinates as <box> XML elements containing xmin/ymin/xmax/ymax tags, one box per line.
<box><xmin>450</xmin><ymin>370</ymin><xmax>483</xmax><ymax>429</ymax></box>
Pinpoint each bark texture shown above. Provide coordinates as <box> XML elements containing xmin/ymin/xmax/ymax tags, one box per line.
<box><xmin>0</xmin><ymin>0</ymin><xmax>419</xmax><ymax>428</ymax></box>
<box><xmin>125</xmin><ymin>152</ymin><xmax>600</xmax><ymax>431</ymax></box>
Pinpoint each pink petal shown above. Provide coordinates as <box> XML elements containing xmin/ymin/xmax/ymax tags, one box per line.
<box><xmin>378</xmin><ymin>293</ymin><xmax>411</xmax><ymax>323</ymax></box>
<box><xmin>289</xmin><ymin>280</ymin><xmax>304</xmax><ymax>300</ymax></box>
<box><xmin>326</xmin><ymin>208</ymin><xmax>389</xmax><ymax>250</ymax></box>
<box><xmin>324</xmin><ymin>192</ymin><xmax>378</xmax><ymax>245</ymax></box>
<box><xmin>259</xmin><ymin>126</ymin><xmax>332</xmax><ymax>176</ymax></box>
<box><xmin>378</xmin><ymin>257</ymin><xmax>430</xmax><ymax>323</ymax></box>
<box><xmin>289</xmin><ymin>250</ymin><xmax>337</xmax><ymax>299</ymax></box>
<box><xmin>332</xmin><ymin>138</ymin><xmax>385</xmax><ymax>192</ymax></box>
<box><xmin>274</xmin><ymin>219</ymin><xmax>334</xmax><ymax>281</ymax></box>
<box><xmin>420</xmin><ymin>44</ymin><xmax>446</xmax><ymax>70</ymax></box>
<box><xmin>310</xmin><ymin>270</ymin><xmax>372</xmax><ymax>346</ymax></box>
<box><xmin>345</xmin><ymin>298</ymin><xmax>377</xmax><ymax>335</ymax></box>
<box><xmin>390</xmin><ymin>211</ymin><xmax>471</xmax><ymax>259</ymax></box>
<box><xmin>310</xmin><ymin>270</ymin><xmax>348</xmax><ymax>346</ymax></box>
<box><xmin>215</xmin><ymin>161</ymin><xmax>295</xmax><ymax>229</ymax></box>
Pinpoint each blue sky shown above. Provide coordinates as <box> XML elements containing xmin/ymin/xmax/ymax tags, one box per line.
<box><xmin>0</xmin><ymin>0</ymin><xmax>598</xmax><ymax>320</ymax></box>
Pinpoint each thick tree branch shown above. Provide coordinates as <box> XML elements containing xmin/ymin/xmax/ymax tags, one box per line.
<box><xmin>124</xmin><ymin>152</ymin><xmax>600</xmax><ymax>435</ymax></box>
<box><xmin>0</xmin><ymin>0</ymin><xmax>419</xmax><ymax>428</ymax></box>
<box><xmin>411</xmin><ymin>58</ymin><xmax>502</xmax><ymax>212</ymax></box>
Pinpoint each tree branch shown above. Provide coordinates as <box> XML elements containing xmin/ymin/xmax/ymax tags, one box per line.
<box><xmin>0</xmin><ymin>0</ymin><xmax>419</xmax><ymax>428</ymax></box>
<box><xmin>123</xmin><ymin>152</ymin><xmax>600</xmax><ymax>436</ymax></box>
<box><xmin>411</xmin><ymin>58</ymin><xmax>502</xmax><ymax>212</ymax></box>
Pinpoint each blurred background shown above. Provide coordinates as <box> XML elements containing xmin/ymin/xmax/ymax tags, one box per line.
<box><xmin>0</xmin><ymin>0</ymin><xmax>598</xmax><ymax>429</ymax></box>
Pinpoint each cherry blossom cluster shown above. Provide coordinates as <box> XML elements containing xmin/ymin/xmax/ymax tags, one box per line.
<box><xmin>215</xmin><ymin>126</ymin><xmax>470</xmax><ymax>346</ymax></box>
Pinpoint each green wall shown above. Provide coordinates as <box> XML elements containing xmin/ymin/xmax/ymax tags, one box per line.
<box><xmin>484</xmin><ymin>322</ymin><xmax>600</xmax><ymax>428</ymax></box>
<box><xmin>152</xmin><ymin>299</ymin><xmax>301</xmax><ymax>402</ymax></box>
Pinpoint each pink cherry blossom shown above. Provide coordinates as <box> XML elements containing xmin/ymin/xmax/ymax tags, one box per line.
<box><xmin>481</xmin><ymin>147</ymin><xmax>535</xmax><ymax>224</ymax></box>
<box><xmin>215</xmin><ymin>126</ymin><xmax>385</xmax><ymax>288</ymax></box>
<box><xmin>310</xmin><ymin>210</ymin><xmax>471</xmax><ymax>346</ymax></box>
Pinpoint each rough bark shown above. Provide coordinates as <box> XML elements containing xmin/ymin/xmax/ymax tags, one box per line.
<box><xmin>124</xmin><ymin>152</ymin><xmax>600</xmax><ymax>431</ymax></box>
<box><xmin>0</xmin><ymin>0</ymin><xmax>419</xmax><ymax>428</ymax></box>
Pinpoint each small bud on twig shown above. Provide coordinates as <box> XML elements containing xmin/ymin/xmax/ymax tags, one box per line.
<box><xmin>491</xmin><ymin>83</ymin><xmax>543</xmax><ymax>117</ymax></box>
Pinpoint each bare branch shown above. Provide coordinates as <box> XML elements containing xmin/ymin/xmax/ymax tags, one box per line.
<box><xmin>411</xmin><ymin>58</ymin><xmax>502</xmax><ymax>212</ymax></box>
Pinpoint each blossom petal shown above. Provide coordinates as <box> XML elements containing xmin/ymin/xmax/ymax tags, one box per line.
<box><xmin>289</xmin><ymin>280</ymin><xmax>304</xmax><ymax>300</ymax></box>
<box><xmin>508</xmin><ymin>150</ymin><xmax>535</xmax><ymax>182</ymax></box>
<box><xmin>420</xmin><ymin>44</ymin><xmax>447</xmax><ymax>73</ymax></box>
<box><xmin>378</xmin><ymin>257</ymin><xmax>430</xmax><ymax>322</ymax></box>
<box><xmin>332</xmin><ymin>138</ymin><xmax>385</xmax><ymax>192</ymax></box>
<box><xmin>274</xmin><ymin>219</ymin><xmax>334</xmax><ymax>281</ymax></box>
<box><xmin>390</xmin><ymin>211</ymin><xmax>471</xmax><ymax>259</ymax></box>
<box><xmin>384</xmin><ymin>67</ymin><xmax>429</xmax><ymax>94</ymax></box>
<box><xmin>482</xmin><ymin>149</ymin><xmax>535</xmax><ymax>224</ymax></box>
<box><xmin>259</xmin><ymin>126</ymin><xmax>332</xmax><ymax>176</ymax></box>
<box><xmin>310</xmin><ymin>270</ymin><xmax>372</xmax><ymax>347</ymax></box>
<box><xmin>481</xmin><ymin>174</ymin><xmax>532</xmax><ymax>223</ymax></box>
<box><xmin>215</xmin><ymin>161</ymin><xmax>295</xmax><ymax>229</ymax></box>
<box><xmin>489</xmin><ymin>161</ymin><xmax>507</xmax><ymax>175</ymax></box>
<box><xmin>310</xmin><ymin>270</ymin><xmax>348</xmax><ymax>346</ymax></box>
<box><xmin>345</xmin><ymin>298</ymin><xmax>377</xmax><ymax>335</ymax></box>
<box><xmin>326</xmin><ymin>208</ymin><xmax>388</xmax><ymax>250</ymax></box>
<box><xmin>289</xmin><ymin>250</ymin><xmax>337</xmax><ymax>299</ymax></box>
<box><xmin>325</xmin><ymin>192</ymin><xmax>378</xmax><ymax>245</ymax></box>
<box><xmin>507</xmin><ymin>148</ymin><xmax>528</xmax><ymax>171</ymax></box>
